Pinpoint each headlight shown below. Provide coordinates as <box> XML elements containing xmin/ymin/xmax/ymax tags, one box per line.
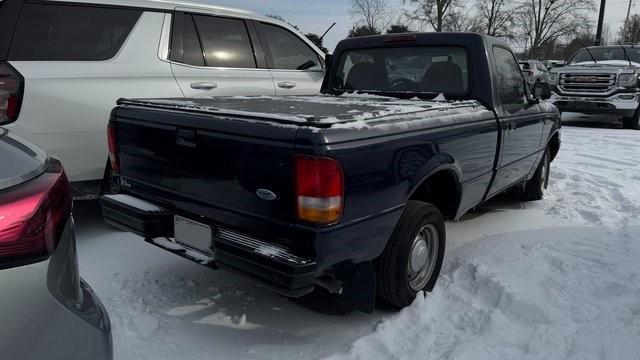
<box><xmin>617</xmin><ymin>72</ymin><xmax>638</xmax><ymax>87</ymax></box>
<box><xmin>547</xmin><ymin>73</ymin><xmax>559</xmax><ymax>85</ymax></box>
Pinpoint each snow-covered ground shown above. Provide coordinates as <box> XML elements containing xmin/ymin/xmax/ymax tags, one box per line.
<box><xmin>75</xmin><ymin>114</ymin><xmax>640</xmax><ymax>360</ymax></box>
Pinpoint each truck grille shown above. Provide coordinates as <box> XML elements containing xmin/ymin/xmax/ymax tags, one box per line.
<box><xmin>559</xmin><ymin>73</ymin><xmax>616</xmax><ymax>94</ymax></box>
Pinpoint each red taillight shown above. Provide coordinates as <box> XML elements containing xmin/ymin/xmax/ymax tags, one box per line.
<box><xmin>295</xmin><ymin>155</ymin><xmax>344</xmax><ymax>224</ymax></box>
<box><xmin>0</xmin><ymin>160</ymin><xmax>72</xmax><ymax>264</ymax></box>
<box><xmin>107</xmin><ymin>123</ymin><xmax>119</xmax><ymax>172</ymax></box>
<box><xmin>0</xmin><ymin>63</ymin><xmax>24</xmax><ymax>125</ymax></box>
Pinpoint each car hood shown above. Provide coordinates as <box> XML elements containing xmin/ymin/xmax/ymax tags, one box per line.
<box><xmin>554</xmin><ymin>62</ymin><xmax>640</xmax><ymax>74</ymax></box>
<box><xmin>0</xmin><ymin>128</ymin><xmax>47</xmax><ymax>191</ymax></box>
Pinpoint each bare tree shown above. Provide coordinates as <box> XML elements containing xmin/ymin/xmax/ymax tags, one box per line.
<box><xmin>402</xmin><ymin>0</ymin><xmax>460</xmax><ymax>32</ymax></box>
<box><xmin>443</xmin><ymin>9</ymin><xmax>483</xmax><ymax>32</ymax></box>
<box><xmin>350</xmin><ymin>0</ymin><xmax>394</xmax><ymax>33</ymax></box>
<box><xmin>475</xmin><ymin>0</ymin><xmax>516</xmax><ymax>38</ymax></box>
<box><xmin>619</xmin><ymin>15</ymin><xmax>640</xmax><ymax>43</ymax></box>
<box><xmin>518</xmin><ymin>0</ymin><xmax>595</xmax><ymax>58</ymax></box>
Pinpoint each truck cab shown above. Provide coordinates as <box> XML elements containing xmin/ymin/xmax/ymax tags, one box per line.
<box><xmin>548</xmin><ymin>45</ymin><xmax>640</xmax><ymax>129</ymax></box>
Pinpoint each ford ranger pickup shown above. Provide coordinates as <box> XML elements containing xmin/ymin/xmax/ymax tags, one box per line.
<box><xmin>101</xmin><ymin>33</ymin><xmax>561</xmax><ymax>312</ymax></box>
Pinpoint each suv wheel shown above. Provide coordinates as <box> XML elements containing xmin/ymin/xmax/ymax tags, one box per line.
<box><xmin>376</xmin><ymin>201</ymin><xmax>445</xmax><ymax>308</ymax></box>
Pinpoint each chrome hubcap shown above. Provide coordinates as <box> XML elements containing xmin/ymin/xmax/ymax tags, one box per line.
<box><xmin>408</xmin><ymin>224</ymin><xmax>439</xmax><ymax>291</ymax></box>
<box><xmin>410</xmin><ymin>240</ymin><xmax>428</xmax><ymax>273</ymax></box>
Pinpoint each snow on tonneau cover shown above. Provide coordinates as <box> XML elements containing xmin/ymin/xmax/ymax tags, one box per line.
<box><xmin>121</xmin><ymin>93</ymin><xmax>488</xmax><ymax>131</ymax></box>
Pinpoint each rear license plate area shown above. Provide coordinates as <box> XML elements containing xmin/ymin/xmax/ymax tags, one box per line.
<box><xmin>174</xmin><ymin>215</ymin><xmax>213</xmax><ymax>254</ymax></box>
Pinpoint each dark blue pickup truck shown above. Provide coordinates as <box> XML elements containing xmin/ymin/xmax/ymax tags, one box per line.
<box><xmin>101</xmin><ymin>33</ymin><xmax>560</xmax><ymax>312</ymax></box>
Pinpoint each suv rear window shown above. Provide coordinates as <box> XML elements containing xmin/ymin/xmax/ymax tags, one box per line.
<box><xmin>9</xmin><ymin>3</ymin><xmax>141</xmax><ymax>61</ymax></box>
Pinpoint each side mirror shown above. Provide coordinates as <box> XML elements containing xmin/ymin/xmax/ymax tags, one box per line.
<box><xmin>297</xmin><ymin>60</ymin><xmax>318</xmax><ymax>71</ymax></box>
<box><xmin>533</xmin><ymin>82</ymin><xmax>552</xmax><ymax>100</ymax></box>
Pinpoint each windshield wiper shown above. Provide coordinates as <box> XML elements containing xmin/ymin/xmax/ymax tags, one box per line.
<box><xmin>618</xmin><ymin>41</ymin><xmax>633</xmax><ymax>66</ymax></box>
<box><xmin>585</xmin><ymin>48</ymin><xmax>598</xmax><ymax>64</ymax></box>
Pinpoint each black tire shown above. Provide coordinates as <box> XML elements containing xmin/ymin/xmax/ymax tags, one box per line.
<box><xmin>518</xmin><ymin>148</ymin><xmax>550</xmax><ymax>201</ymax></box>
<box><xmin>623</xmin><ymin>110</ymin><xmax>640</xmax><ymax>130</ymax></box>
<box><xmin>375</xmin><ymin>201</ymin><xmax>446</xmax><ymax>308</ymax></box>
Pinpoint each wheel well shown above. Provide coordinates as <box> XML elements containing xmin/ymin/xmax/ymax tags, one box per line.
<box><xmin>409</xmin><ymin>171</ymin><xmax>459</xmax><ymax>220</ymax></box>
<box><xmin>548</xmin><ymin>132</ymin><xmax>560</xmax><ymax>161</ymax></box>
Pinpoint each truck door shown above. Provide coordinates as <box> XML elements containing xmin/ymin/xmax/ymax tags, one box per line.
<box><xmin>169</xmin><ymin>11</ymin><xmax>275</xmax><ymax>97</ymax></box>
<box><xmin>489</xmin><ymin>46</ymin><xmax>545</xmax><ymax>196</ymax></box>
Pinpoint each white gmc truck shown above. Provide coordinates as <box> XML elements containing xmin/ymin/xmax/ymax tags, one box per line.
<box><xmin>548</xmin><ymin>45</ymin><xmax>640</xmax><ymax>130</ymax></box>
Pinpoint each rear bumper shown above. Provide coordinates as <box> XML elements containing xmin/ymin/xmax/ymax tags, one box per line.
<box><xmin>101</xmin><ymin>194</ymin><xmax>317</xmax><ymax>297</ymax></box>
<box><xmin>549</xmin><ymin>91</ymin><xmax>639</xmax><ymax>116</ymax></box>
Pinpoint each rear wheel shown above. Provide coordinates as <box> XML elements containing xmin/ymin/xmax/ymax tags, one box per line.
<box><xmin>376</xmin><ymin>201</ymin><xmax>445</xmax><ymax>308</ymax></box>
<box><xmin>518</xmin><ymin>148</ymin><xmax>550</xmax><ymax>201</ymax></box>
<box><xmin>623</xmin><ymin>110</ymin><xmax>640</xmax><ymax>130</ymax></box>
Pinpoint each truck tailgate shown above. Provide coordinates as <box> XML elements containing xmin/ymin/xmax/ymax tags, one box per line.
<box><xmin>111</xmin><ymin>103</ymin><xmax>299</xmax><ymax>228</ymax></box>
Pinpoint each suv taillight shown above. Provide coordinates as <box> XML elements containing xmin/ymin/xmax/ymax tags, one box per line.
<box><xmin>295</xmin><ymin>155</ymin><xmax>344</xmax><ymax>224</ymax></box>
<box><xmin>0</xmin><ymin>63</ymin><xmax>24</xmax><ymax>125</ymax></box>
<box><xmin>107</xmin><ymin>123</ymin><xmax>119</xmax><ymax>172</ymax></box>
<box><xmin>0</xmin><ymin>160</ymin><xmax>71</xmax><ymax>265</ymax></box>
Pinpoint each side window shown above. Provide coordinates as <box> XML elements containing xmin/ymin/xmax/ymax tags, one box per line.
<box><xmin>493</xmin><ymin>47</ymin><xmax>526</xmax><ymax>110</ymax></box>
<box><xmin>192</xmin><ymin>15</ymin><xmax>256</xmax><ymax>68</ymax></box>
<box><xmin>9</xmin><ymin>4</ymin><xmax>141</xmax><ymax>61</ymax></box>
<box><xmin>181</xmin><ymin>15</ymin><xmax>205</xmax><ymax>67</ymax></box>
<box><xmin>259</xmin><ymin>23</ymin><xmax>320</xmax><ymax>70</ymax></box>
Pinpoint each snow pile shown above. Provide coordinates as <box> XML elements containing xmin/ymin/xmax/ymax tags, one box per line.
<box><xmin>327</xmin><ymin>225</ymin><xmax>640</xmax><ymax>360</ymax></box>
<box><xmin>327</xmin><ymin>123</ymin><xmax>640</xmax><ymax>360</ymax></box>
<box><xmin>545</xmin><ymin>127</ymin><xmax>640</xmax><ymax>226</ymax></box>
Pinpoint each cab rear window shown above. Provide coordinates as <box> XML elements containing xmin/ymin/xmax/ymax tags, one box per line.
<box><xmin>9</xmin><ymin>3</ymin><xmax>141</xmax><ymax>61</ymax></box>
<box><xmin>334</xmin><ymin>46</ymin><xmax>469</xmax><ymax>96</ymax></box>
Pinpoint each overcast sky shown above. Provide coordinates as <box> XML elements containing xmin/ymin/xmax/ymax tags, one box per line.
<box><xmin>204</xmin><ymin>0</ymin><xmax>637</xmax><ymax>51</ymax></box>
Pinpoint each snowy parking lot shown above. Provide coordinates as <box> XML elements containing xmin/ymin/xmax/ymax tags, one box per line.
<box><xmin>75</xmin><ymin>114</ymin><xmax>640</xmax><ymax>360</ymax></box>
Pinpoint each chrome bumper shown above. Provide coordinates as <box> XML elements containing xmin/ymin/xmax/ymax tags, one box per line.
<box><xmin>549</xmin><ymin>92</ymin><xmax>639</xmax><ymax>115</ymax></box>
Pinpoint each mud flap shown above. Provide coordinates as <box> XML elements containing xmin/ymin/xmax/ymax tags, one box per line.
<box><xmin>335</xmin><ymin>261</ymin><xmax>376</xmax><ymax>313</ymax></box>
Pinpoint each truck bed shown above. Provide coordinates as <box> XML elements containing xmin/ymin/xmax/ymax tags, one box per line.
<box><xmin>118</xmin><ymin>95</ymin><xmax>485</xmax><ymax>129</ymax></box>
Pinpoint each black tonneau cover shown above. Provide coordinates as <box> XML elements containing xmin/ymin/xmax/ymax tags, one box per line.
<box><xmin>117</xmin><ymin>95</ymin><xmax>482</xmax><ymax>127</ymax></box>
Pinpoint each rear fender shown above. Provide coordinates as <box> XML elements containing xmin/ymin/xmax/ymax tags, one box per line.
<box><xmin>408</xmin><ymin>153</ymin><xmax>462</xmax><ymax>196</ymax></box>
<box><xmin>407</xmin><ymin>154</ymin><xmax>463</xmax><ymax>219</ymax></box>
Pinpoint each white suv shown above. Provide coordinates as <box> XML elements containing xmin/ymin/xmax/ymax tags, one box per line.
<box><xmin>0</xmin><ymin>0</ymin><xmax>326</xmax><ymax>196</ymax></box>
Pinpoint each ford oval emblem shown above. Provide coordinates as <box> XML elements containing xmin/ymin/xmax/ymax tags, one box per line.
<box><xmin>256</xmin><ymin>189</ymin><xmax>277</xmax><ymax>201</ymax></box>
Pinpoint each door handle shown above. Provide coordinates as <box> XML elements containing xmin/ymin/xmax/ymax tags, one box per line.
<box><xmin>277</xmin><ymin>81</ymin><xmax>297</xmax><ymax>89</ymax></box>
<box><xmin>190</xmin><ymin>82</ymin><xmax>218</xmax><ymax>90</ymax></box>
